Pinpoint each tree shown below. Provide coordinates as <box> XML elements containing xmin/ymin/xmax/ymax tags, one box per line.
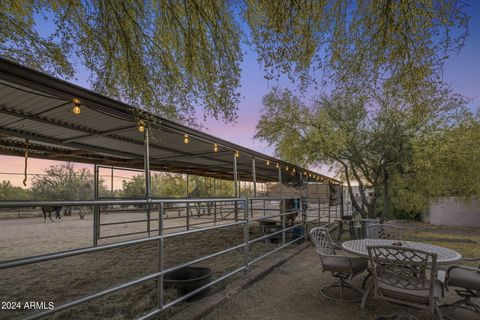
<box><xmin>254</xmin><ymin>84</ymin><xmax>469</xmax><ymax>218</ymax></box>
<box><xmin>121</xmin><ymin>173</ymin><xmax>186</xmax><ymax>199</ymax></box>
<box><xmin>390</xmin><ymin>116</ymin><xmax>480</xmax><ymax>217</ymax></box>
<box><xmin>121</xmin><ymin>174</ymin><xmax>147</xmax><ymax>199</ymax></box>
<box><xmin>0</xmin><ymin>1</ymin><xmax>469</xmax><ymax>124</ymax></box>
<box><xmin>31</xmin><ymin>163</ymin><xmax>99</xmax><ymax>201</ymax></box>
<box><xmin>0</xmin><ymin>180</ymin><xmax>31</xmax><ymax>200</ymax></box>
<box><xmin>0</xmin><ymin>0</ymin><xmax>242</xmax><ymax>125</ymax></box>
<box><xmin>246</xmin><ymin>1</ymin><xmax>469</xmax><ymax>92</ymax></box>
<box><xmin>121</xmin><ymin>173</ymin><xmax>235</xmax><ymax>198</ymax></box>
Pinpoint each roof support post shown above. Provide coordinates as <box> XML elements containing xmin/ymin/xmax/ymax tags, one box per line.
<box><xmin>305</xmin><ymin>178</ymin><xmax>310</xmax><ymax>199</ymax></box>
<box><xmin>252</xmin><ymin>157</ymin><xmax>257</xmax><ymax>198</ymax></box>
<box><xmin>316</xmin><ymin>179</ymin><xmax>320</xmax><ymax>222</ymax></box>
<box><xmin>110</xmin><ymin>167</ymin><xmax>114</xmax><ymax>198</ymax></box>
<box><xmin>278</xmin><ymin>165</ymin><xmax>283</xmax><ymax>198</ymax></box>
<box><xmin>340</xmin><ymin>183</ymin><xmax>345</xmax><ymax>218</ymax></box>
<box><xmin>93</xmin><ymin>164</ymin><xmax>99</xmax><ymax>247</ymax></box>
<box><xmin>233</xmin><ymin>152</ymin><xmax>238</xmax><ymax>198</ymax></box>
<box><xmin>233</xmin><ymin>152</ymin><xmax>239</xmax><ymax>222</ymax></box>
<box><xmin>144</xmin><ymin>127</ymin><xmax>151</xmax><ymax>237</ymax></box>
<box><xmin>213</xmin><ymin>177</ymin><xmax>216</xmax><ymax>196</ymax></box>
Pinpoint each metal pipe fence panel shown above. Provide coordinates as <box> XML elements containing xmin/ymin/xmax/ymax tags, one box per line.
<box><xmin>0</xmin><ymin>196</ymin><xmax>337</xmax><ymax>320</ymax></box>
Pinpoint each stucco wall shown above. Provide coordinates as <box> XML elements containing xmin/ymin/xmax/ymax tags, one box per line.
<box><xmin>425</xmin><ymin>197</ymin><xmax>480</xmax><ymax>227</ymax></box>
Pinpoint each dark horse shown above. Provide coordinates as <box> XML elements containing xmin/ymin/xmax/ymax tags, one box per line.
<box><xmin>41</xmin><ymin>206</ymin><xmax>62</xmax><ymax>221</ymax></box>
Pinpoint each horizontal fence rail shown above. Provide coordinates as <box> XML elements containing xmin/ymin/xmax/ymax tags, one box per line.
<box><xmin>0</xmin><ymin>196</ymin><xmax>340</xmax><ymax>320</ymax></box>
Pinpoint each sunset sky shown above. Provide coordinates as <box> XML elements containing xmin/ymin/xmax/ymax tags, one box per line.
<box><xmin>1</xmin><ymin>3</ymin><xmax>479</xmax><ymax>188</ymax></box>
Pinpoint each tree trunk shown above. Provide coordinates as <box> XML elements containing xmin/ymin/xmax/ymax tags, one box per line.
<box><xmin>382</xmin><ymin>168</ymin><xmax>390</xmax><ymax>220</ymax></box>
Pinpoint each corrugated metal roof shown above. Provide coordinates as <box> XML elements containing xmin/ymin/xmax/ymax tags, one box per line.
<box><xmin>0</xmin><ymin>57</ymin><xmax>339</xmax><ymax>184</ymax></box>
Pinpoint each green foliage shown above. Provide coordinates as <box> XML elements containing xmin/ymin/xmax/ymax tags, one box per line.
<box><xmin>0</xmin><ymin>1</ymin><xmax>469</xmax><ymax>124</ymax></box>
<box><xmin>391</xmin><ymin>118</ymin><xmax>480</xmax><ymax>216</ymax></box>
<box><xmin>0</xmin><ymin>180</ymin><xmax>31</xmax><ymax>200</ymax></box>
<box><xmin>121</xmin><ymin>173</ymin><xmax>235</xmax><ymax>198</ymax></box>
<box><xmin>245</xmin><ymin>0</ymin><xmax>469</xmax><ymax>95</ymax></box>
<box><xmin>0</xmin><ymin>0</ymin><xmax>242</xmax><ymax>125</ymax></box>
<box><xmin>121</xmin><ymin>174</ymin><xmax>147</xmax><ymax>199</ymax></box>
<box><xmin>30</xmin><ymin>163</ymin><xmax>101</xmax><ymax>200</ymax></box>
<box><xmin>122</xmin><ymin>172</ymin><xmax>188</xmax><ymax>198</ymax></box>
<box><xmin>255</xmin><ymin>84</ymin><xmax>470</xmax><ymax>218</ymax></box>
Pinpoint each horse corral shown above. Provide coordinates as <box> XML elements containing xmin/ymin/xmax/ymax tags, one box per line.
<box><xmin>0</xmin><ymin>59</ymin><xmax>345</xmax><ymax>320</ymax></box>
<box><xmin>0</xmin><ymin>198</ymin><xmax>342</xmax><ymax>320</ymax></box>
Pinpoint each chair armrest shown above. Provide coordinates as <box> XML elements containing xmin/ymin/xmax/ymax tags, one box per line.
<box><xmin>447</xmin><ymin>265</ymin><xmax>480</xmax><ymax>273</ymax></box>
<box><xmin>333</xmin><ymin>243</ymin><xmax>344</xmax><ymax>251</ymax></box>
<box><xmin>445</xmin><ymin>265</ymin><xmax>480</xmax><ymax>289</ymax></box>
<box><xmin>461</xmin><ymin>257</ymin><xmax>480</xmax><ymax>262</ymax></box>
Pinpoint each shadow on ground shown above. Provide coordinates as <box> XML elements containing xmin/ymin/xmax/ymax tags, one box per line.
<box><xmin>205</xmin><ymin>222</ymin><xmax>480</xmax><ymax>320</ymax></box>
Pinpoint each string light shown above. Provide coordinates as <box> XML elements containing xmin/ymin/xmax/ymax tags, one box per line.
<box><xmin>138</xmin><ymin>120</ymin><xmax>145</xmax><ymax>132</ymax></box>
<box><xmin>266</xmin><ymin>160</ymin><xmax>270</xmax><ymax>166</ymax></box>
<box><xmin>235</xmin><ymin>150</ymin><xmax>240</xmax><ymax>157</ymax></box>
<box><xmin>183</xmin><ymin>134</ymin><xmax>189</xmax><ymax>144</ymax></box>
<box><xmin>286</xmin><ymin>166</ymin><xmax>289</xmax><ymax>171</ymax></box>
<box><xmin>276</xmin><ymin>163</ymin><xmax>279</xmax><ymax>168</ymax></box>
<box><xmin>292</xmin><ymin>168</ymin><xmax>295</xmax><ymax>173</ymax></box>
<box><xmin>72</xmin><ymin>98</ymin><xmax>81</xmax><ymax>115</ymax></box>
<box><xmin>213</xmin><ymin>144</ymin><xmax>218</xmax><ymax>152</ymax></box>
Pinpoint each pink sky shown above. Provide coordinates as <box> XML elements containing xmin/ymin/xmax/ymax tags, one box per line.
<box><xmin>1</xmin><ymin>3</ymin><xmax>479</xmax><ymax>188</ymax></box>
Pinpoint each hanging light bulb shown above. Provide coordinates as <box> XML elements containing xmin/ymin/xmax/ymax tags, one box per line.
<box><xmin>266</xmin><ymin>160</ymin><xmax>270</xmax><ymax>166</ymax></box>
<box><xmin>292</xmin><ymin>168</ymin><xmax>295</xmax><ymax>173</ymax></box>
<box><xmin>235</xmin><ymin>150</ymin><xmax>240</xmax><ymax>157</ymax></box>
<box><xmin>213</xmin><ymin>144</ymin><xmax>218</xmax><ymax>152</ymax></box>
<box><xmin>276</xmin><ymin>163</ymin><xmax>279</xmax><ymax>169</ymax></box>
<box><xmin>183</xmin><ymin>134</ymin><xmax>189</xmax><ymax>144</ymax></box>
<box><xmin>72</xmin><ymin>98</ymin><xmax>81</xmax><ymax>115</ymax></box>
<box><xmin>138</xmin><ymin>120</ymin><xmax>145</xmax><ymax>132</ymax></box>
<box><xmin>286</xmin><ymin>166</ymin><xmax>289</xmax><ymax>171</ymax></box>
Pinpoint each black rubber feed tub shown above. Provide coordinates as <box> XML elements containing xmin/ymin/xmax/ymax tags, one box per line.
<box><xmin>163</xmin><ymin>267</ymin><xmax>212</xmax><ymax>301</ymax></box>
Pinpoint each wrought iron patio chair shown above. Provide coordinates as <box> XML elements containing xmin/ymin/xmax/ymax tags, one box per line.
<box><xmin>366</xmin><ymin>223</ymin><xmax>403</xmax><ymax>240</ymax></box>
<box><xmin>310</xmin><ymin>227</ymin><xmax>368</xmax><ymax>302</ymax></box>
<box><xmin>442</xmin><ymin>257</ymin><xmax>480</xmax><ymax>319</ymax></box>
<box><xmin>361</xmin><ymin>224</ymin><xmax>404</xmax><ymax>289</ymax></box>
<box><xmin>363</xmin><ymin>245</ymin><xmax>444</xmax><ymax>320</ymax></box>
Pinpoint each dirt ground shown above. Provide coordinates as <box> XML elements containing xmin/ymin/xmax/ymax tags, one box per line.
<box><xmin>205</xmin><ymin>222</ymin><xmax>480</xmax><ymax>320</ymax></box>
<box><xmin>0</xmin><ymin>201</ymin><xmax>328</xmax><ymax>320</ymax></box>
<box><xmin>0</xmin><ymin>202</ymin><xmax>329</xmax><ymax>261</ymax></box>
<box><xmin>0</xmin><ymin>224</ymin><xmax>302</xmax><ymax>320</ymax></box>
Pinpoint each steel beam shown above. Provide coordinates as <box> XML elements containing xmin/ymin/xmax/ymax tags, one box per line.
<box><xmin>252</xmin><ymin>157</ymin><xmax>257</xmax><ymax>197</ymax></box>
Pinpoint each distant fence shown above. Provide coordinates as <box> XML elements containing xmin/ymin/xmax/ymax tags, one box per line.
<box><xmin>0</xmin><ymin>197</ymin><xmax>340</xmax><ymax>320</ymax></box>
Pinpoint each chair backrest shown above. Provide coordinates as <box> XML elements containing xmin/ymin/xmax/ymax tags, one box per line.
<box><xmin>367</xmin><ymin>245</ymin><xmax>438</xmax><ymax>309</ymax></box>
<box><xmin>366</xmin><ymin>223</ymin><xmax>403</xmax><ymax>240</ymax></box>
<box><xmin>309</xmin><ymin>227</ymin><xmax>336</xmax><ymax>256</ymax></box>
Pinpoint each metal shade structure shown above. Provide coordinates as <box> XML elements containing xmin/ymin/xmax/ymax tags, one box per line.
<box><xmin>0</xmin><ymin>57</ymin><xmax>339</xmax><ymax>185</ymax></box>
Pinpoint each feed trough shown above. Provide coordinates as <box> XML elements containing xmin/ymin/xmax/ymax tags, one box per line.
<box><xmin>163</xmin><ymin>267</ymin><xmax>212</xmax><ymax>301</ymax></box>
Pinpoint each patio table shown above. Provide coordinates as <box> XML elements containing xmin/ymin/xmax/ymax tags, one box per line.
<box><xmin>342</xmin><ymin>239</ymin><xmax>462</xmax><ymax>264</ymax></box>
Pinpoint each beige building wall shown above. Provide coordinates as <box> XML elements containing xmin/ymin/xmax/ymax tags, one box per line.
<box><xmin>425</xmin><ymin>197</ymin><xmax>480</xmax><ymax>227</ymax></box>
